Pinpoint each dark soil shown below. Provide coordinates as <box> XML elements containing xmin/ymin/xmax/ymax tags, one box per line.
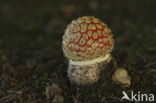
<box><xmin>0</xmin><ymin>0</ymin><xmax>156</xmax><ymax>103</ymax></box>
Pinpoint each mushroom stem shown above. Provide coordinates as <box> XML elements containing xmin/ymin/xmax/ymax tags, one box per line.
<box><xmin>68</xmin><ymin>53</ymin><xmax>112</xmax><ymax>85</ymax></box>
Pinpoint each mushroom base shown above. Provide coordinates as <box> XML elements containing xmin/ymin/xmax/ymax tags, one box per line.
<box><xmin>68</xmin><ymin>54</ymin><xmax>112</xmax><ymax>85</ymax></box>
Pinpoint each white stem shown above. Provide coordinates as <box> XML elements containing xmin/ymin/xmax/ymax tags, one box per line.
<box><xmin>68</xmin><ymin>53</ymin><xmax>112</xmax><ymax>85</ymax></box>
<box><xmin>69</xmin><ymin>53</ymin><xmax>111</xmax><ymax>66</ymax></box>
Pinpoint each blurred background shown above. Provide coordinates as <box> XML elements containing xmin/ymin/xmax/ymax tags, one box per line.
<box><xmin>0</xmin><ymin>0</ymin><xmax>156</xmax><ymax>103</ymax></box>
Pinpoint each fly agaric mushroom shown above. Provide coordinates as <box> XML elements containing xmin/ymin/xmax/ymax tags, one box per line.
<box><xmin>112</xmin><ymin>68</ymin><xmax>131</xmax><ymax>87</ymax></box>
<box><xmin>62</xmin><ymin>16</ymin><xmax>114</xmax><ymax>85</ymax></box>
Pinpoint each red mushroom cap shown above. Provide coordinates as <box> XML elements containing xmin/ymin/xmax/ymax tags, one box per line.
<box><xmin>62</xmin><ymin>16</ymin><xmax>114</xmax><ymax>61</ymax></box>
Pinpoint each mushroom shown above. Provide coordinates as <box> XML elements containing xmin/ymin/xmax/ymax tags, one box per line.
<box><xmin>112</xmin><ymin>68</ymin><xmax>131</xmax><ymax>87</ymax></box>
<box><xmin>62</xmin><ymin>16</ymin><xmax>114</xmax><ymax>85</ymax></box>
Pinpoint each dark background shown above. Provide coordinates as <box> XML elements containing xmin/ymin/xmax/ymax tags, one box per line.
<box><xmin>0</xmin><ymin>0</ymin><xmax>156</xmax><ymax>103</ymax></box>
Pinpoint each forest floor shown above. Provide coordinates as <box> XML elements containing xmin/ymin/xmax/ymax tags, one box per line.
<box><xmin>0</xmin><ymin>0</ymin><xmax>156</xmax><ymax>103</ymax></box>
